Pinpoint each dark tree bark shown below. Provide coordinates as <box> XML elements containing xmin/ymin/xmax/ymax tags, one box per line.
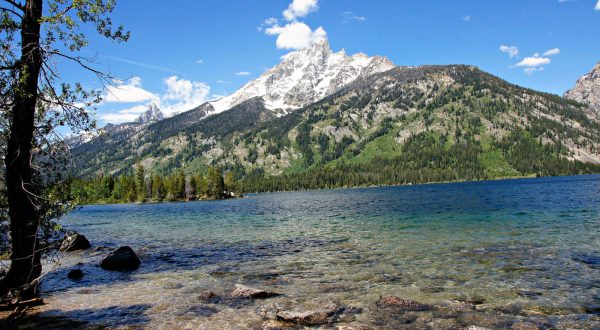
<box><xmin>0</xmin><ymin>0</ymin><xmax>44</xmax><ymax>298</ymax></box>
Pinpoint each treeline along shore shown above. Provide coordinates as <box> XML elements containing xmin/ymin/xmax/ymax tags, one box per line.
<box><xmin>68</xmin><ymin>165</ymin><xmax>238</xmax><ymax>204</ymax></box>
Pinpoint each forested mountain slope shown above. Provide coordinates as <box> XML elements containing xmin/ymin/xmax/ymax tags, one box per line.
<box><xmin>72</xmin><ymin>64</ymin><xmax>600</xmax><ymax>191</ymax></box>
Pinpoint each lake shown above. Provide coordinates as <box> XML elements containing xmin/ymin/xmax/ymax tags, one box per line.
<box><xmin>37</xmin><ymin>175</ymin><xmax>600</xmax><ymax>328</ymax></box>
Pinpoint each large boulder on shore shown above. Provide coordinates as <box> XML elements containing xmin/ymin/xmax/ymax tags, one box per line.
<box><xmin>99</xmin><ymin>246</ymin><xmax>141</xmax><ymax>271</ymax></box>
<box><xmin>60</xmin><ymin>234</ymin><xmax>91</xmax><ymax>252</ymax></box>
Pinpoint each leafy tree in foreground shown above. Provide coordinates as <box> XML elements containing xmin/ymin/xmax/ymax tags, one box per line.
<box><xmin>0</xmin><ymin>0</ymin><xmax>128</xmax><ymax>298</ymax></box>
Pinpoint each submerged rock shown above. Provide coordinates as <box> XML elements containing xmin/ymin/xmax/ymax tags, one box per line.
<box><xmin>511</xmin><ymin>321</ymin><xmax>540</xmax><ymax>330</ymax></box>
<box><xmin>376</xmin><ymin>296</ymin><xmax>429</xmax><ymax>311</ymax></box>
<box><xmin>99</xmin><ymin>246</ymin><xmax>141</xmax><ymax>271</ymax></box>
<box><xmin>231</xmin><ymin>284</ymin><xmax>279</xmax><ymax>299</ymax></box>
<box><xmin>275</xmin><ymin>302</ymin><xmax>343</xmax><ymax>326</ymax></box>
<box><xmin>197</xmin><ymin>290</ymin><xmax>219</xmax><ymax>302</ymax></box>
<box><xmin>276</xmin><ymin>310</ymin><xmax>332</xmax><ymax>326</ymax></box>
<box><xmin>517</xmin><ymin>290</ymin><xmax>543</xmax><ymax>298</ymax></box>
<box><xmin>60</xmin><ymin>234</ymin><xmax>91</xmax><ymax>252</ymax></box>
<box><xmin>258</xmin><ymin>301</ymin><xmax>360</xmax><ymax>326</ymax></box>
<box><xmin>67</xmin><ymin>269</ymin><xmax>84</xmax><ymax>280</ymax></box>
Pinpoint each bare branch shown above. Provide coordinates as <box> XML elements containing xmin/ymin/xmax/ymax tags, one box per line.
<box><xmin>2</xmin><ymin>0</ymin><xmax>23</xmax><ymax>11</ymax></box>
<box><xmin>0</xmin><ymin>5</ymin><xmax>22</xmax><ymax>17</ymax></box>
<box><xmin>0</xmin><ymin>64</ymin><xmax>17</xmax><ymax>71</ymax></box>
<box><xmin>46</xmin><ymin>50</ymin><xmax>113</xmax><ymax>84</ymax></box>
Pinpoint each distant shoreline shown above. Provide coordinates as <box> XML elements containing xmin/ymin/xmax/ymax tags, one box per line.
<box><xmin>75</xmin><ymin>173</ymin><xmax>600</xmax><ymax>206</ymax></box>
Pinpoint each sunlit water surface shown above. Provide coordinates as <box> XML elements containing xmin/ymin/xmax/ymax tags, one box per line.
<box><xmin>38</xmin><ymin>175</ymin><xmax>600</xmax><ymax>328</ymax></box>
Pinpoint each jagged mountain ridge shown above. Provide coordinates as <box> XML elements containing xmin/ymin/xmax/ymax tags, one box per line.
<box><xmin>72</xmin><ymin>64</ymin><xmax>600</xmax><ymax>181</ymax></box>
<box><xmin>69</xmin><ymin>41</ymin><xmax>396</xmax><ymax>172</ymax></box>
<box><xmin>134</xmin><ymin>103</ymin><xmax>164</xmax><ymax>124</ymax></box>
<box><xmin>565</xmin><ymin>62</ymin><xmax>600</xmax><ymax>114</ymax></box>
<box><xmin>209</xmin><ymin>40</ymin><xmax>395</xmax><ymax>115</ymax></box>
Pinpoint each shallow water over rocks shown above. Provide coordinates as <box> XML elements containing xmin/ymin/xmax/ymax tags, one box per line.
<box><xmin>35</xmin><ymin>175</ymin><xmax>600</xmax><ymax>328</ymax></box>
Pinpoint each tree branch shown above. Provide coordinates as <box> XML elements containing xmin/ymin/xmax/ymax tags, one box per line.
<box><xmin>0</xmin><ymin>5</ymin><xmax>22</xmax><ymax>17</ymax></box>
<box><xmin>2</xmin><ymin>0</ymin><xmax>23</xmax><ymax>11</ymax></box>
<box><xmin>0</xmin><ymin>64</ymin><xmax>17</xmax><ymax>71</ymax></box>
<box><xmin>48</xmin><ymin>3</ymin><xmax>73</xmax><ymax>20</ymax></box>
<box><xmin>46</xmin><ymin>50</ymin><xmax>111</xmax><ymax>83</ymax></box>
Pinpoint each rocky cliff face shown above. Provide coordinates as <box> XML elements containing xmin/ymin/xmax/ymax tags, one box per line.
<box><xmin>134</xmin><ymin>103</ymin><xmax>164</xmax><ymax>124</ymax></box>
<box><xmin>565</xmin><ymin>62</ymin><xmax>600</xmax><ymax>113</ymax></box>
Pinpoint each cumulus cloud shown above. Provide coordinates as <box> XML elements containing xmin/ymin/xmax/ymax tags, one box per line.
<box><xmin>161</xmin><ymin>76</ymin><xmax>211</xmax><ymax>115</ymax></box>
<box><xmin>104</xmin><ymin>77</ymin><xmax>159</xmax><ymax>104</ymax></box>
<box><xmin>499</xmin><ymin>45</ymin><xmax>519</xmax><ymax>58</ymax></box>
<box><xmin>513</xmin><ymin>52</ymin><xmax>554</xmax><ymax>75</ymax></box>
<box><xmin>283</xmin><ymin>0</ymin><xmax>318</xmax><ymax>21</ymax></box>
<box><xmin>264</xmin><ymin>0</ymin><xmax>326</xmax><ymax>50</ymax></box>
<box><xmin>515</xmin><ymin>56</ymin><xmax>551</xmax><ymax>67</ymax></box>
<box><xmin>100</xmin><ymin>76</ymin><xmax>212</xmax><ymax>124</ymax></box>
<box><xmin>266</xmin><ymin>22</ymin><xmax>327</xmax><ymax>50</ymax></box>
<box><xmin>543</xmin><ymin>48</ymin><xmax>560</xmax><ymax>56</ymax></box>
<box><xmin>596</xmin><ymin>0</ymin><xmax>600</xmax><ymax>10</ymax></box>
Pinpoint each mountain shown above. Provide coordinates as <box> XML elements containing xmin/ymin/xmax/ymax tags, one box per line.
<box><xmin>565</xmin><ymin>62</ymin><xmax>600</xmax><ymax>114</ymax></box>
<box><xmin>134</xmin><ymin>103</ymin><xmax>164</xmax><ymax>124</ymax></box>
<box><xmin>71</xmin><ymin>60</ymin><xmax>600</xmax><ymax>189</ymax></box>
<box><xmin>209</xmin><ymin>40</ymin><xmax>395</xmax><ymax>115</ymax></box>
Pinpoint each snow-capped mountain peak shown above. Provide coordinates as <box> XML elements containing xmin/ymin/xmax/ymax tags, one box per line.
<box><xmin>135</xmin><ymin>103</ymin><xmax>164</xmax><ymax>124</ymax></box>
<box><xmin>210</xmin><ymin>40</ymin><xmax>395</xmax><ymax>115</ymax></box>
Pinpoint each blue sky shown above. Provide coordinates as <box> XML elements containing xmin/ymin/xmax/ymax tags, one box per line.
<box><xmin>62</xmin><ymin>0</ymin><xmax>600</xmax><ymax>126</ymax></box>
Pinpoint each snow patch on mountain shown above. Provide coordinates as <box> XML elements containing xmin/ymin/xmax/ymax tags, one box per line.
<box><xmin>210</xmin><ymin>40</ymin><xmax>395</xmax><ymax>115</ymax></box>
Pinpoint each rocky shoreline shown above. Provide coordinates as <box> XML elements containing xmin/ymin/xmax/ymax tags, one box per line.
<box><xmin>2</xmin><ymin>233</ymin><xmax>599</xmax><ymax>329</ymax></box>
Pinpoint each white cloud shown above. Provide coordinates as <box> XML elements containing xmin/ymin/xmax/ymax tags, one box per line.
<box><xmin>283</xmin><ymin>0</ymin><xmax>319</xmax><ymax>21</ymax></box>
<box><xmin>235</xmin><ymin>71</ymin><xmax>251</xmax><ymax>76</ymax></box>
<box><xmin>342</xmin><ymin>11</ymin><xmax>366</xmax><ymax>22</ymax></box>
<box><xmin>264</xmin><ymin>17</ymin><xmax>279</xmax><ymax>25</ymax></box>
<box><xmin>100</xmin><ymin>76</ymin><xmax>212</xmax><ymax>124</ymax></box>
<box><xmin>103</xmin><ymin>77</ymin><xmax>159</xmax><ymax>104</ymax></box>
<box><xmin>266</xmin><ymin>21</ymin><xmax>327</xmax><ymax>50</ymax></box>
<box><xmin>217</xmin><ymin>80</ymin><xmax>232</xmax><ymax>84</ymax></box>
<box><xmin>507</xmin><ymin>48</ymin><xmax>558</xmax><ymax>75</ymax></box>
<box><xmin>100</xmin><ymin>55</ymin><xmax>183</xmax><ymax>75</ymax></box>
<box><xmin>258</xmin><ymin>17</ymin><xmax>279</xmax><ymax>32</ymax></box>
<box><xmin>499</xmin><ymin>45</ymin><xmax>519</xmax><ymax>58</ymax></box>
<box><xmin>161</xmin><ymin>76</ymin><xmax>211</xmax><ymax>115</ymax></box>
<box><xmin>524</xmin><ymin>67</ymin><xmax>545</xmax><ymax>75</ymax></box>
<box><xmin>462</xmin><ymin>15</ymin><xmax>472</xmax><ymax>22</ymax></box>
<box><xmin>515</xmin><ymin>56</ymin><xmax>551</xmax><ymax>67</ymax></box>
<box><xmin>543</xmin><ymin>48</ymin><xmax>560</xmax><ymax>56</ymax></box>
<box><xmin>99</xmin><ymin>104</ymin><xmax>149</xmax><ymax>124</ymax></box>
<box><xmin>99</xmin><ymin>112</ymin><xmax>139</xmax><ymax>124</ymax></box>
<box><xmin>596</xmin><ymin>0</ymin><xmax>600</xmax><ymax>10</ymax></box>
<box><xmin>196</xmin><ymin>59</ymin><xmax>204</xmax><ymax>64</ymax></box>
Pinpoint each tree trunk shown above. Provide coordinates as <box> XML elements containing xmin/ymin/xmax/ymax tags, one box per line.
<box><xmin>0</xmin><ymin>0</ymin><xmax>44</xmax><ymax>298</ymax></box>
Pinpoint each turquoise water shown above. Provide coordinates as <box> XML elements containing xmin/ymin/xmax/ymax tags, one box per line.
<box><xmin>39</xmin><ymin>175</ymin><xmax>600</xmax><ymax>328</ymax></box>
